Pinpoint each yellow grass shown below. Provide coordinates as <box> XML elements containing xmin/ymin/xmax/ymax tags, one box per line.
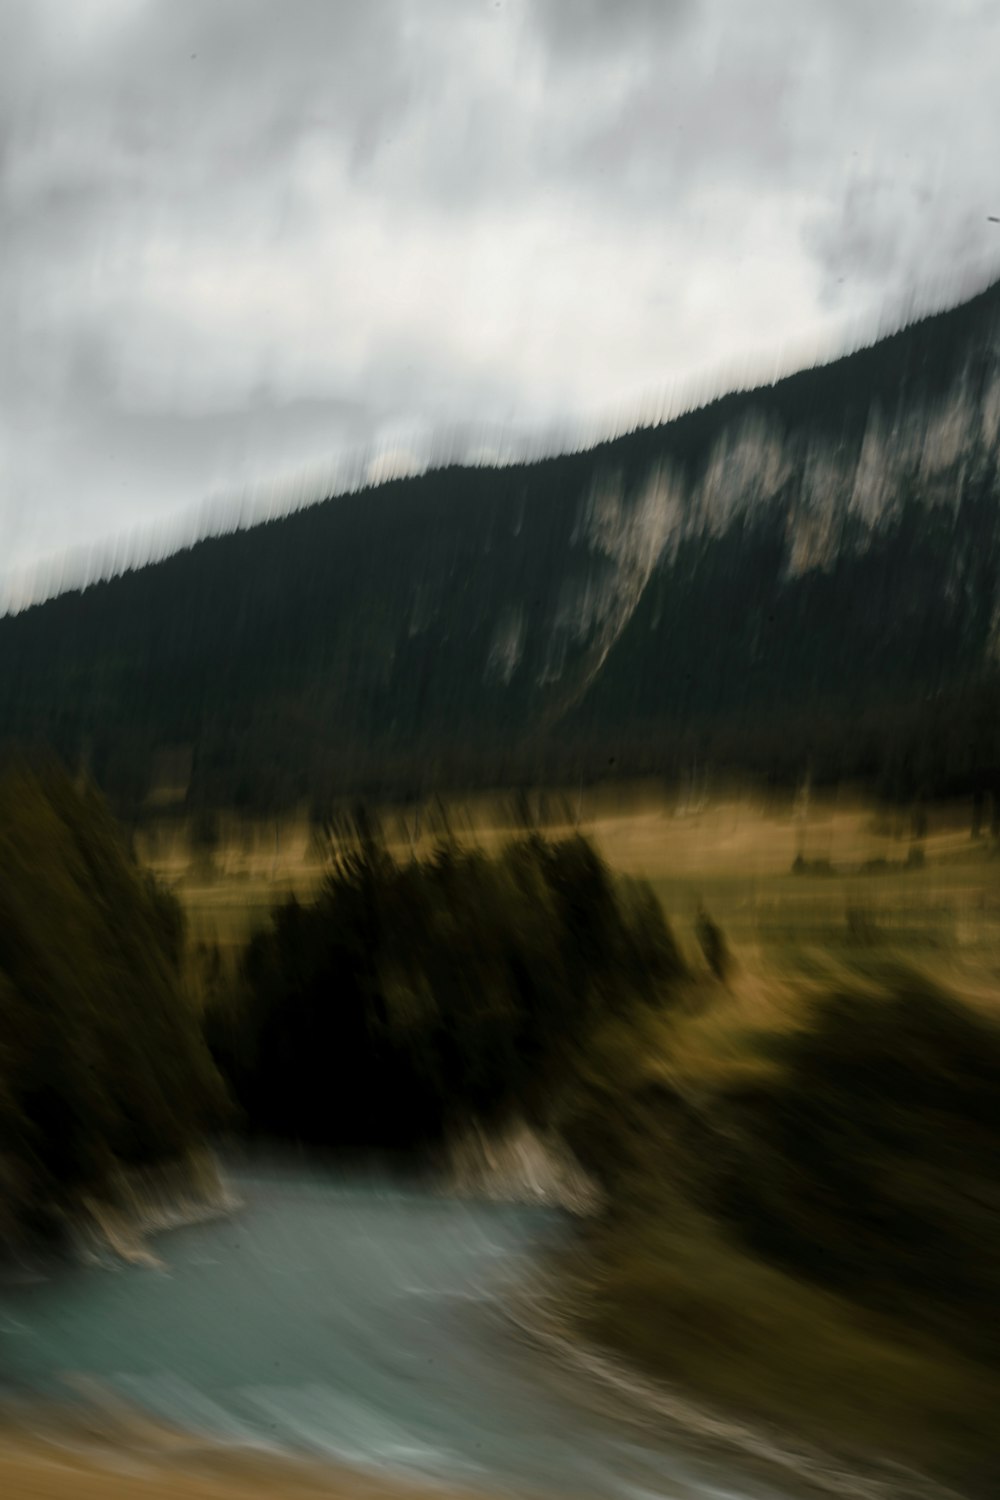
<box><xmin>138</xmin><ymin>789</ymin><xmax>1000</xmax><ymax>996</ymax></box>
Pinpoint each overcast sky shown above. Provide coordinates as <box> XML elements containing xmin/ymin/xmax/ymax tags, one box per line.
<box><xmin>3</xmin><ymin>0</ymin><xmax>999</xmax><ymax>604</ymax></box>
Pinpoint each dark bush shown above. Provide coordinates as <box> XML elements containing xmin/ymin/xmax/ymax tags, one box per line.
<box><xmin>208</xmin><ymin>831</ymin><xmax>685</xmax><ymax>1151</ymax></box>
<box><xmin>0</xmin><ymin>762</ymin><xmax>225</xmax><ymax>1243</ymax></box>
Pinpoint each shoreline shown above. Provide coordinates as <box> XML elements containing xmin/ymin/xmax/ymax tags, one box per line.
<box><xmin>498</xmin><ymin>1273</ymin><xmax>961</xmax><ymax>1500</ymax></box>
<box><xmin>0</xmin><ymin>1402</ymin><xmax>469</xmax><ymax>1499</ymax></box>
<box><xmin>1</xmin><ymin>1156</ymin><xmax>966</xmax><ymax>1500</ymax></box>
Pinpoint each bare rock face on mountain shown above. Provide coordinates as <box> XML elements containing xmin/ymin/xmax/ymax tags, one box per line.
<box><xmin>4</xmin><ymin>279</ymin><xmax>1000</xmax><ymax>811</ymax></box>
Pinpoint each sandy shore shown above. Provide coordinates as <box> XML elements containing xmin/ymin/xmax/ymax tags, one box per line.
<box><xmin>0</xmin><ymin>1404</ymin><xmax>469</xmax><ymax>1500</ymax></box>
<box><xmin>0</xmin><ymin>1437</ymin><xmax>477</xmax><ymax>1499</ymax></box>
<box><xmin>0</xmin><ymin>1441</ymin><xmax>350</xmax><ymax>1499</ymax></box>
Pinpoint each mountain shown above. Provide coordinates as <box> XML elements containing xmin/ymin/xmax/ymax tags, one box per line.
<box><xmin>4</xmin><ymin>279</ymin><xmax>1000</xmax><ymax>817</ymax></box>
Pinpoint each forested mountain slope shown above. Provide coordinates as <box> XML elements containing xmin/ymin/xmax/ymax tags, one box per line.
<box><xmin>3</xmin><ymin>279</ymin><xmax>1000</xmax><ymax>814</ymax></box>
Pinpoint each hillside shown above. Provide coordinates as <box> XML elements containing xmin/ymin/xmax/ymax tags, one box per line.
<box><xmin>3</xmin><ymin>280</ymin><xmax>1000</xmax><ymax>815</ymax></box>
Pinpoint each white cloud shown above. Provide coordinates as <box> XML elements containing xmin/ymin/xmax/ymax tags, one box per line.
<box><xmin>1</xmin><ymin>0</ymin><xmax>999</xmax><ymax>600</ymax></box>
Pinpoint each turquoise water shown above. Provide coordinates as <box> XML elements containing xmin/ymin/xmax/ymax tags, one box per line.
<box><xmin>0</xmin><ymin>1168</ymin><xmax>800</xmax><ymax>1498</ymax></box>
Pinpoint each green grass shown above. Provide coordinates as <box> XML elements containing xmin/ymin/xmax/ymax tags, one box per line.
<box><xmin>555</xmin><ymin>965</ymin><xmax>1000</xmax><ymax>1497</ymax></box>
<box><xmin>572</xmin><ymin>1202</ymin><xmax>1000</xmax><ymax>1492</ymax></box>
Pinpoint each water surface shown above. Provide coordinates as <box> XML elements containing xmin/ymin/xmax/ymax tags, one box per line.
<box><xmin>0</xmin><ymin>1167</ymin><xmax>818</xmax><ymax>1498</ymax></box>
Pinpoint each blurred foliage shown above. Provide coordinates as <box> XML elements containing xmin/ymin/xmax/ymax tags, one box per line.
<box><xmin>3</xmin><ymin>757</ymin><xmax>998</xmax><ymax>1490</ymax></box>
<box><xmin>0</xmin><ymin>761</ymin><xmax>225</xmax><ymax>1246</ymax></box>
<box><xmin>715</xmin><ymin>977</ymin><xmax>1000</xmax><ymax>1366</ymax></box>
<box><xmin>557</xmin><ymin>961</ymin><xmax>1000</xmax><ymax>1493</ymax></box>
<box><xmin>207</xmin><ymin>828</ymin><xmax>685</xmax><ymax>1149</ymax></box>
<box><xmin>695</xmin><ymin>904</ymin><xmax>731</xmax><ymax>981</ymax></box>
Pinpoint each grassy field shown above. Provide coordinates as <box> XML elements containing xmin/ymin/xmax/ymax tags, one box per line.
<box><xmin>139</xmin><ymin>788</ymin><xmax>1000</xmax><ymax>990</ymax></box>
<box><xmin>554</xmin><ymin>969</ymin><xmax>1000</xmax><ymax>1494</ymax></box>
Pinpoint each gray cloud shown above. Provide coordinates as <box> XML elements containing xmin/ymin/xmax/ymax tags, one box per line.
<box><xmin>533</xmin><ymin>0</ymin><xmax>696</xmax><ymax>60</ymax></box>
<box><xmin>1</xmin><ymin>0</ymin><xmax>998</xmax><ymax>602</ymax></box>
